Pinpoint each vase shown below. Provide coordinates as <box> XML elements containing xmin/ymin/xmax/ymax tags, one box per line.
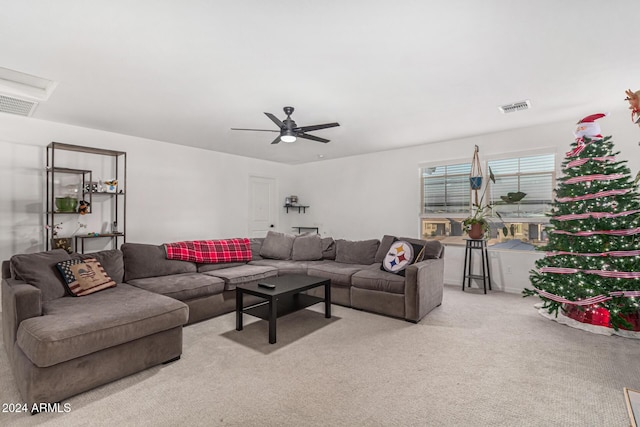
<box><xmin>469</xmin><ymin>176</ymin><xmax>483</xmax><ymax>190</ymax></box>
<box><xmin>468</xmin><ymin>223</ymin><xmax>484</xmax><ymax>239</ymax></box>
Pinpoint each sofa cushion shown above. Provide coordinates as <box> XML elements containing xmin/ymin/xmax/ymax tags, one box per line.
<box><xmin>78</xmin><ymin>249</ymin><xmax>124</xmax><ymax>283</ymax></box>
<box><xmin>292</xmin><ymin>233</ymin><xmax>323</xmax><ymax>261</ymax></box>
<box><xmin>56</xmin><ymin>258</ymin><xmax>117</xmax><ymax>296</ymax></box>
<box><xmin>16</xmin><ymin>283</ymin><xmax>188</xmax><ymax>367</ymax></box>
<box><xmin>321</xmin><ymin>237</ymin><xmax>336</xmax><ymax>260</ymax></box>
<box><xmin>352</xmin><ymin>267</ymin><xmax>406</xmax><ymax>294</ymax></box>
<box><xmin>250</xmin><ymin>238</ymin><xmax>265</xmax><ymax>260</ymax></box>
<box><xmin>374</xmin><ymin>235</ymin><xmax>396</xmax><ymax>263</ymax></box>
<box><xmin>335</xmin><ymin>239</ymin><xmax>379</xmax><ymax>265</ymax></box>
<box><xmin>259</xmin><ymin>231</ymin><xmax>295</xmax><ymax>260</ymax></box>
<box><xmin>307</xmin><ymin>261</ymin><xmax>372</xmax><ymax>287</ymax></box>
<box><xmin>249</xmin><ymin>259</ymin><xmax>322</xmax><ymax>275</ymax></box>
<box><xmin>197</xmin><ymin>262</ymin><xmax>246</xmax><ymax>273</ymax></box>
<box><xmin>203</xmin><ymin>265</ymin><xmax>278</xmax><ymax>290</ymax></box>
<box><xmin>121</xmin><ymin>243</ymin><xmax>197</xmax><ymax>281</ymax></box>
<box><xmin>10</xmin><ymin>249</ymin><xmax>70</xmax><ymax>301</ymax></box>
<box><xmin>127</xmin><ymin>273</ymin><xmax>224</xmax><ymax>301</ymax></box>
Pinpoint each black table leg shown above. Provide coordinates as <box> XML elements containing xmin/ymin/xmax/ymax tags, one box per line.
<box><xmin>325</xmin><ymin>283</ymin><xmax>331</xmax><ymax>318</ymax></box>
<box><xmin>268</xmin><ymin>297</ymin><xmax>277</xmax><ymax>344</ymax></box>
<box><xmin>236</xmin><ymin>288</ymin><xmax>243</xmax><ymax>331</ymax></box>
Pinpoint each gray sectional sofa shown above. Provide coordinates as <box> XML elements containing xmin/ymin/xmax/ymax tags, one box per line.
<box><xmin>1</xmin><ymin>233</ymin><xmax>444</xmax><ymax>408</ymax></box>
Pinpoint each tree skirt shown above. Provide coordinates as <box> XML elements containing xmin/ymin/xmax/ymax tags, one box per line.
<box><xmin>535</xmin><ymin>303</ymin><xmax>640</xmax><ymax>339</ymax></box>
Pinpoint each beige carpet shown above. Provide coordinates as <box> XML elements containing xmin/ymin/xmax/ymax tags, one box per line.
<box><xmin>1</xmin><ymin>285</ymin><xmax>639</xmax><ymax>426</ymax></box>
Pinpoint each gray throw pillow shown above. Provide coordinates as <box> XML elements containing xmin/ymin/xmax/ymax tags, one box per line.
<box><xmin>259</xmin><ymin>231</ymin><xmax>295</xmax><ymax>260</ymax></box>
<box><xmin>121</xmin><ymin>243</ymin><xmax>197</xmax><ymax>281</ymax></box>
<box><xmin>321</xmin><ymin>237</ymin><xmax>336</xmax><ymax>260</ymax></box>
<box><xmin>398</xmin><ymin>237</ymin><xmax>443</xmax><ymax>259</ymax></box>
<box><xmin>79</xmin><ymin>249</ymin><xmax>125</xmax><ymax>283</ymax></box>
<box><xmin>374</xmin><ymin>235</ymin><xmax>396</xmax><ymax>263</ymax></box>
<box><xmin>335</xmin><ymin>239</ymin><xmax>380</xmax><ymax>265</ymax></box>
<box><xmin>10</xmin><ymin>249</ymin><xmax>71</xmax><ymax>301</ymax></box>
<box><xmin>292</xmin><ymin>233</ymin><xmax>323</xmax><ymax>261</ymax></box>
<box><xmin>249</xmin><ymin>238</ymin><xmax>264</xmax><ymax>261</ymax></box>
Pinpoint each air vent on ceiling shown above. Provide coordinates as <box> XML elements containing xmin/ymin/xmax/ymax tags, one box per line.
<box><xmin>0</xmin><ymin>94</ymin><xmax>38</xmax><ymax>116</ymax></box>
<box><xmin>498</xmin><ymin>100</ymin><xmax>531</xmax><ymax>114</ymax></box>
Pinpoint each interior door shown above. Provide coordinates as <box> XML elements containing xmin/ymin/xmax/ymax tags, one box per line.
<box><xmin>248</xmin><ymin>176</ymin><xmax>276</xmax><ymax>237</ymax></box>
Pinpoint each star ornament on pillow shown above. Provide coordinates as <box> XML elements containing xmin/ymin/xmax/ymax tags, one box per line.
<box><xmin>382</xmin><ymin>241</ymin><xmax>415</xmax><ymax>274</ymax></box>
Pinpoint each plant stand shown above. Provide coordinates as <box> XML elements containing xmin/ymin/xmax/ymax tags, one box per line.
<box><xmin>462</xmin><ymin>238</ymin><xmax>492</xmax><ymax>294</ymax></box>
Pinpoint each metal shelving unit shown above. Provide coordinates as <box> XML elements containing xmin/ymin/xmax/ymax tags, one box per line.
<box><xmin>45</xmin><ymin>142</ymin><xmax>127</xmax><ymax>253</ymax></box>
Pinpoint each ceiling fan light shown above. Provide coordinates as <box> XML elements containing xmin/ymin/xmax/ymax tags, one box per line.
<box><xmin>281</xmin><ymin>131</ymin><xmax>296</xmax><ymax>143</ymax></box>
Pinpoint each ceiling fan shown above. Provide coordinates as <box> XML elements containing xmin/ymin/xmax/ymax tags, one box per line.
<box><xmin>231</xmin><ymin>106</ymin><xmax>340</xmax><ymax>144</ymax></box>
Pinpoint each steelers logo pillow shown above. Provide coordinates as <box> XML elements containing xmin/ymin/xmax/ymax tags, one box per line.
<box><xmin>382</xmin><ymin>240</ymin><xmax>415</xmax><ymax>275</ymax></box>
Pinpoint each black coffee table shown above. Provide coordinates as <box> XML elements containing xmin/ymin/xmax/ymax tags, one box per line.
<box><xmin>235</xmin><ymin>274</ymin><xmax>331</xmax><ymax>344</ymax></box>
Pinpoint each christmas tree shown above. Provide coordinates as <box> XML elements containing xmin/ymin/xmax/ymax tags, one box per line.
<box><xmin>524</xmin><ymin>114</ymin><xmax>640</xmax><ymax>330</ymax></box>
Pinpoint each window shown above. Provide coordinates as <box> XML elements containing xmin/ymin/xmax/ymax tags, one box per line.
<box><xmin>419</xmin><ymin>153</ymin><xmax>555</xmax><ymax>249</ymax></box>
<box><xmin>421</xmin><ymin>162</ymin><xmax>471</xmax><ymax>215</ymax></box>
<box><xmin>488</xmin><ymin>153</ymin><xmax>555</xmax><ymax>219</ymax></box>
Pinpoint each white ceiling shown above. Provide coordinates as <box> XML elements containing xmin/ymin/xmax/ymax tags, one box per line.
<box><xmin>1</xmin><ymin>1</ymin><xmax>639</xmax><ymax>164</ymax></box>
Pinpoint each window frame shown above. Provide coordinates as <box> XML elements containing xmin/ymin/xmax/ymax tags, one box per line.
<box><xmin>486</xmin><ymin>149</ymin><xmax>557</xmax><ymax>223</ymax></box>
<box><xmin>419</xmin><ymin>159</ymin><xmax>472</xmax><ymax>218</ymax></box>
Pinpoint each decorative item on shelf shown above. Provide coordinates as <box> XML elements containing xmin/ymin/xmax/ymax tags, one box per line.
<box><xmin>289</xmin><ymin>195</ymin><xmax>298</xmax><ymax>205</ymax></box>
<box><xmin>52</xmin><ymin>237</ymin><xmax>73</xmax><ymax>254</ymax></box>
<box><xmin>104</xmin><ymin>179</ymin><xmax>118</xmax><ymax>193</ymax></box>
<box><xmin>112</xmin><ymin>221</ymin><xmax>118</xmax><ymax>234</ymax></box>
<box><xmin>55</xmin><ymin>197</ymin><xmax>78</xmax><ymax>213</ymax></box>
<box><xmin>45</xmin><ymin>222</ymin><xmax>63</xmax><ymax>237</ymax></box>
<box><xmin>84</xmin><ymin>182</ymin><xmax>99</xmax><ymax>193</ymax></box>
<box><xmin>285</xmin><ymin>197</ymin><xmax>292</xmax><ymax>206</ymax></box>
<box><xmin>78</xmin><ymin>200</ymin><xmax>90</xmax><ymax>215</ymax></box>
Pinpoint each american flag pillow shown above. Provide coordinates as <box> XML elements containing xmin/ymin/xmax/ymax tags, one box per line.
<box><xmin>56</xmin><ymin>258</ymin><xmax>117</xmax><ymax>296</ymax></box>
<box><xmin>164</xmin><ymin>238</ymin><xmax>252</xmax><ymax>263</ymax></box>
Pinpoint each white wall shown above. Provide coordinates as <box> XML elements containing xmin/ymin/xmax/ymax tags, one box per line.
<box><xmin>290</xmin><ymin>107</ymin><xmax>640</xmax><ymax>292</ymax></box>
<box><xmin>3</xmin><ymin>107</ymin><xmax>639</xmax><ymax>293</ymax></box>
<box><xmin>0</xmin><ymin>114</ymin><xmax>295</xmax><ymax>263</ymax></box>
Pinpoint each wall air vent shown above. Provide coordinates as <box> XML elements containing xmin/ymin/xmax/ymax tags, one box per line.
<box><xmin>498</xmin><ymin>100</ymin><xmax>531</xmax><ymax>114</ymax></box>
<box><xmin>0</xmin><ymin>94</ymin><xmax>38</xmax><ymax>116</ymax></box>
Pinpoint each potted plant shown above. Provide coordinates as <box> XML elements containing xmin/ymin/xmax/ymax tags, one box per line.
<box><xmin>463</xmin><ymin>167</ymin><xmax>495</xmax><ymax>240</ymax></box>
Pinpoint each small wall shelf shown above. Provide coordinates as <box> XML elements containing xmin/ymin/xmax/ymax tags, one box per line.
<box><xmin>292</xmin><ymin>226</ymin><xmax>319</xmax><ymax>234</ymax></box>
<box><xmin>284</xmin><ymin>205</ymin><xmax>309</xmax><ymax>213</ymax></box>
<box><xmin>74</xmin><ymin>233</ymin><xmax>125</xmax><ymax>253</ymax></box>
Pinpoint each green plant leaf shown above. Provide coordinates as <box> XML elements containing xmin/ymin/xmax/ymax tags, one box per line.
<box><xmin>489</xmin><ymin>167</ymin><xmax>495</xmax><ymax>183</ymax></box>
<box><xmin>502</xmin><ymin>226</ymin><xmax>508</xmax><ymax>237</ymax></box>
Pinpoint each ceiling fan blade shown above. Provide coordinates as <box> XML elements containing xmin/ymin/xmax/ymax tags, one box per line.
<box><xmin>271</xmin><ymin>135</ymin><xmax>281</xmax><ymax>144</ymax></box>
<box><xmin>231</xmin><ymin>128</ymin><xmax>279</xmax><ymax>132</ymax></box>
<box><xmin>297</xmin><ymin>133</ymin><xmax>330</xmax><ymax>143</ymax></box>
<box><xmin>264</xmin><ymin>112</ymin><xmax>285</xmax><ymax>129</ymax></box>
<box><xmin>294</xmin><ymin>122</ymin><xmax>340</xmax><ymax>133</ymax></box>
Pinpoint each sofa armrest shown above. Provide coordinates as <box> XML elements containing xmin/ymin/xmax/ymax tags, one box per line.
<box><xmin>403</xmin><ymin>257</ymin><xmax>444</xmax><ymax>322</ymax></box>
<box><xmin>2</xmin><ymin>278</ymin><xmax>42</xmax><ymax>364</ymax></box>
